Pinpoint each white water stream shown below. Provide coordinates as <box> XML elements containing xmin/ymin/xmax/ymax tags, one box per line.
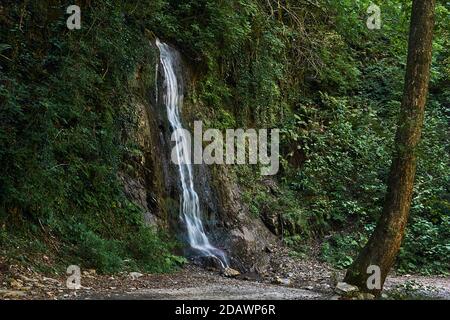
<box><xmin>156</xmin><ymin>39</ymin><xmax>228</xmax><ymax>268</ymax></box>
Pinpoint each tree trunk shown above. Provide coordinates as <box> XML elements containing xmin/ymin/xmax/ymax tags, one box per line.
<box><xmin>344</xmin><ymin>0</ymin><xmax>436</xmax><ymax>296</ymax></box>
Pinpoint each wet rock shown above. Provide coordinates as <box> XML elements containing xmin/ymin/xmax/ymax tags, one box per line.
<box><xmin>118</xmin><ymin>100</ymin><xmax>165</xmax><ymax>229</ymax></box>
<box><xmin>222</xmin><ymin>267</ymin><xmax>240</xmax><ymax>278</ymax></box>
<box><xmin>335</xmin><ymin>282</ymin><xmax>359</xmax><ymax>295</ymax></box>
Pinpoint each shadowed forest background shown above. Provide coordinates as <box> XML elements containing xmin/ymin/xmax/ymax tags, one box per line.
<box><xmin>0</xmin><ymin>0</ymin><xmax>448</xmax><ymax>283</ymax></box>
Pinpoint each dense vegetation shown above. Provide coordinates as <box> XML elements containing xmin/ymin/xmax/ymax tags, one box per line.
<box><xmin>1</xmin><ymin>1</ymin><xmax>448</xmax><ymax>275</ymax></box>
<box><xmin>0</xmin><ymin>1</ymin><xmax>182</xmax><ymax>273</ymax></box>
<box><xmin>146</xmin><ymin>0</ymin><xmax>449</xmax><ymax>274</ymax></box>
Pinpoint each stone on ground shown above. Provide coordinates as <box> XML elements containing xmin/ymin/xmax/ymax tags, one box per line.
<box><xmin>129</xmin><ymin>272</ymin><xmax>144</xmax><ymax>280</ymax></box>
<box><xmin>222</xmin><ymin>267</ymin><xmax>240</xmax><ymax>277</ymax></box>
<box><xmin>335</xmin><ymin>282</ymin><xmax>359</xmax><ymax>295</ymax></box>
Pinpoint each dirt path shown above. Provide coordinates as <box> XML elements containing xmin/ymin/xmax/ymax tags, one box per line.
<box><xmin>59</xmin><ymin>266</ymin><xmax>450</xmax><ymax>300</ymax></box>
<box><xmin>82</xmin><ymin>266</ymin><xmax>326</xmax><ymax>300</ymax></box>
<box><xmin>1</xmin><ymin>256</ymin><xmax>449</xmax><ymax>300</ymax></box>
<box><xmin>86</xmin><ymin>267</ymin><xmax>450</xmax><ymax>300</ymax></box>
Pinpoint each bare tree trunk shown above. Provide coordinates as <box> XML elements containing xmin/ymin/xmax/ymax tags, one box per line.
<box><xmin>277</xmin><ymin>0</ymin><xmax>283</xmax><ymax>22</ymax></box>
<box><xmin>344</xmin><ymin>0</ymin><xmax>436</xmax><ymax>296</ymax></box>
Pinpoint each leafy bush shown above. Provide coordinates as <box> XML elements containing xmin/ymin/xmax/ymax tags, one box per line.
<box><xmin>126</xmin><ymin>227</ymin><xmax>186</xmax><ymax>273</ymax></box>
<box><xmin>320</xmin><ymin>229</ymin><xmax>372</xmax><ymax>269</ymax></box>
<box><xmin>399</xmin><ymin>216</ymin><xmax>450</xmax><ymax>275</ymax></box>
<box><xmin>76</xmin><ymin>225</ymin><xmax>125</xmax><ymax>273</ymax></box>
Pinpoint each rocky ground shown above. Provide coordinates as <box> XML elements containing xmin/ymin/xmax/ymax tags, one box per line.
<box><xmin>1</xmin><ymin>246</ymin><xmax>449</xmax><ymax>300</ymax></box>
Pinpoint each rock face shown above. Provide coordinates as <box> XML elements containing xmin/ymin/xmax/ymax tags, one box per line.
<box><xmin>119</xmin><ymin>102</ymin><xmax>161</xmax><ymax>227</ymax></box>
<box><xmin>204</xmin><ymin>165</ymin><xmax>278</xmax><ymax>274</ymax></box>
<box><xmin>120</xmin><ymin>46</ymin><xmax>182</xmax><ymax>230</ymax></box>
<box><xmin>123</xmin><ymin>42</ymin><xmax>279</xmax><ymax>273</ymax></box>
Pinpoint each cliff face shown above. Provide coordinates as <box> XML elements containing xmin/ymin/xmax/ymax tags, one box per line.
<box><xmin>120</xmin><ymin>53</ymin><xmax>175</xmax><ymax>230</ymax></box>
<box><xmin>123</xmin><ymin>42</ymin><xmax>278</xmax><ymax>272</ymax></box>
<box><xmin>119</xmin><ymin>101</ymin><xmax>162</xmax><ymax>227</ymax></box>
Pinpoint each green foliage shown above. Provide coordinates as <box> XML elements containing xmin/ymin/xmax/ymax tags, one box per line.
<box><xmin>399</xmin><ymin>216</ymin><xmax>450</xmax><ymax>275</ymax></box>
<box><xmin>75</xmin><ymin>225</ymin><xmax>125</xmax><ymax>273</ymax></box>
<box><xmin>320</xmin><ymin>227</ymin><xmax>373</xmax><ymax>269</ymax></box>
<box><xmin>125</xmin><ymin>227</ymin><xmax>187</xmax><ymax>273</ymax></box>
<box><xmin>162</xmin><ymin>0</ymin><xmax>449</xmax><ymax>274</ymax></box>
<box><xmin>71</xmin><ymin>222</ymin><xmax>183</xmax><ymax>274</ymax></box>
<box><xmin>282</xmin><ymin>93</ymin><xmax>392</xmax><ymax>230</ymax></box>
<box><xmin>0</xmin><ymin>0</ymin><xmax>181</xmax><ymax>273</ymax></box>
<box><xmin>0</xmin><ymin>0</ymin><xmax>448</xmax><ymax>275</ymax></box>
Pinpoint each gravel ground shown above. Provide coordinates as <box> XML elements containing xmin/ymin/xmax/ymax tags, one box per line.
<box><xmin>86</xmin><ymin>267</ymin><xmax>325</xmax><ymax>300</ymax></box>
<box><xmin>1</xmin><ymin>253</ymin><xmax>449</xmax><ymax>300</ymax></box>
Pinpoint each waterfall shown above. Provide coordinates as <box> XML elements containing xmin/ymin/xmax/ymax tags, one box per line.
<box><xmin>156</xmin><ymin>39</ymin><xmax>229</xmax><ymax>269</ymax></box>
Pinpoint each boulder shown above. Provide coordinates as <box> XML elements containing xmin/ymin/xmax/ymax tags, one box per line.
<box><xmin>335</xmin><ymin>282</ymin><xmax>359</xmax><ymax>295</ymax></box>
<box><xmin>222</xmin><ymin>267</ymin><xmax>240</xmax><ymax>278</ymax></box>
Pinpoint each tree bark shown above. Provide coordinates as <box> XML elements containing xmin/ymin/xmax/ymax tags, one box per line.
<box><xmin>344</xmin><ymin>0</ymin><xmax>436</xmax><ymax>296</ymax></box>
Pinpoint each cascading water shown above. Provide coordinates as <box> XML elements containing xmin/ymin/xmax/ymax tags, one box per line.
<box><xmin>156</xmin><ymin>39</ymin><xmax>229</xmax><ymax>269</ymax></box>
